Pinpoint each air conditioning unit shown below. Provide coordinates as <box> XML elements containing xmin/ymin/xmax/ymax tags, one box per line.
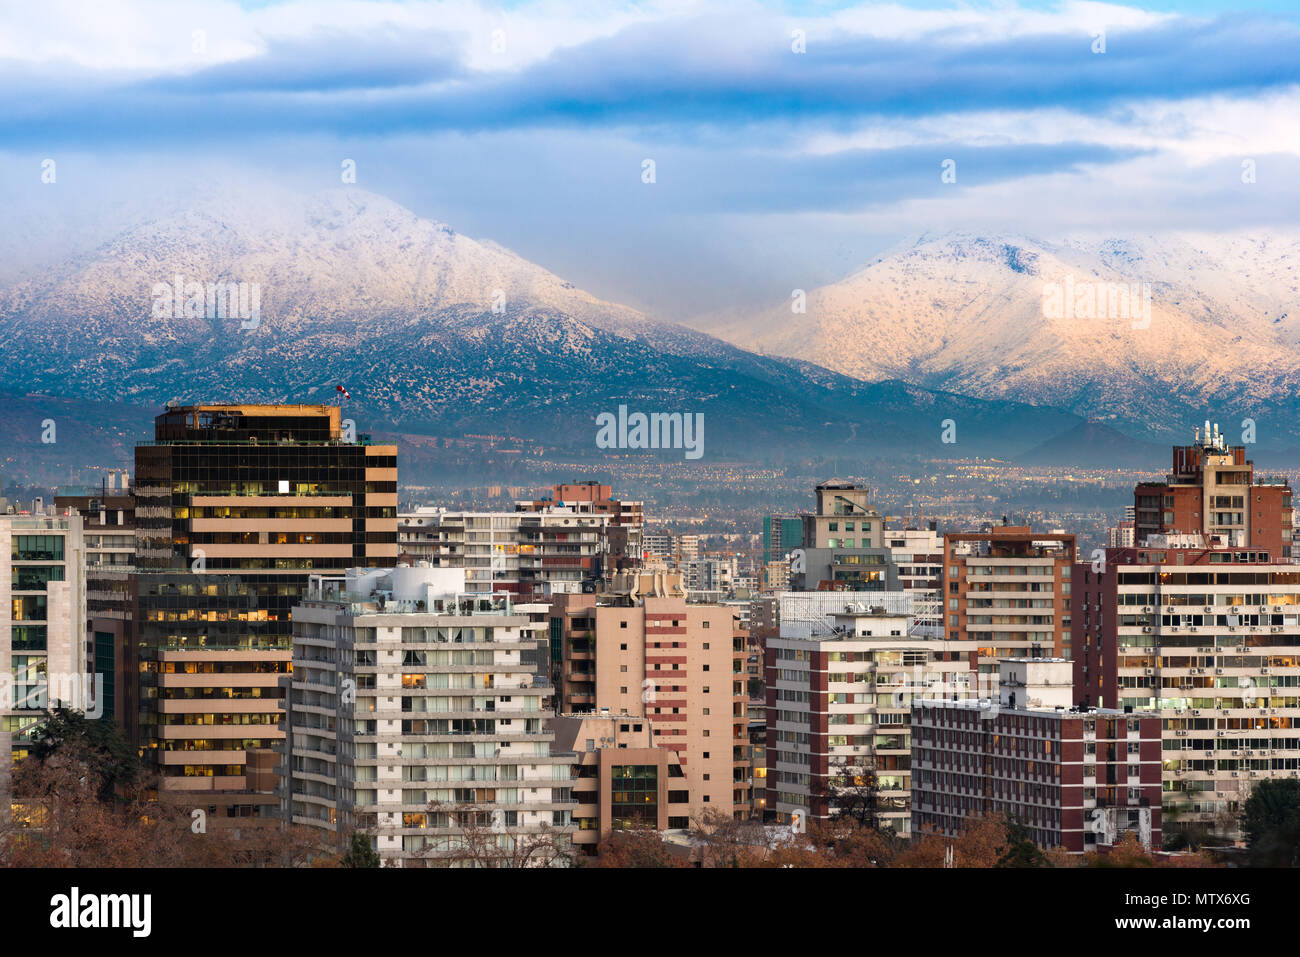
<box><xmin>1143</xmin><ymin>606</ymin><xmax>1152</xmax><ymax>613</ymax></box>
<box><xmin>1275</xmin><ymin>606</ymin><xmax>1283</xmax><ymax>612</ymax></box>
<box><xmin>1142</xmin><ymin>626</ymin><xmax>1153</xmax><ymax>633</ymax></box>
<box><xmin>1216</xmin><ymin>668</ymin><xmax>1224</xmax><ymax>674</ymax></box>
<box><xmin>1231</xmin><ymin>606</ymin><xmax>1240</xmax><ymax>613</ymax></box>
<box><xmin>1189</xmin><ymin>626</ymin><xmax>1198</xmax><ymax>632</ymax></box>
<box><xmin>1204</xmin><ymin>606</ymin><xmax>1213</xmax><ymax>613</ymax></box>
<box><xmin>1261</xmin><ymin>668</ymin><xmax>1270</xmax><ymax>674</ymax></box>
<box><xmin>1144</xmin><ymin>668</ymin><xmax>1153</xmax><ymax>675</ymax></box>
<box><xmin>1251</xmin><ymin>771</ymin><xmax>1260</xmax><ymax>777</ymax></box>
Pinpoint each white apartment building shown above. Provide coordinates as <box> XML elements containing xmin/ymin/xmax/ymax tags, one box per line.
<box><xmin>286</xmin><ymin>565</ymin><xmax>575</xmax><ymax>867</ymax></box>
<box><xmin>1</xmin><ymin>514</ymin><xmax>89</xmax><ymax>793</ymax></box>
<box><xmin>886</xmin><ymin>527</ymin><xmax>944</xmax><ymax>636</ymax></box>
<box><xmin>765</xmin><ymin>607</ymin><xmax>973</xmax><ymax>834</ymax></box>
<box><xmin>398</xmin><ymin>508</ymin><xmax>611</xmax><ymax>597</ymax></box>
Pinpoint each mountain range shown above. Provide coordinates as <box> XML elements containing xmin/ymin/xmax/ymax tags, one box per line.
<box><xmin>0</xmin><ymin>187</ymin><xmax>1098</xmax><ymax>479</ymax></box>
<box><xmin>692</xmin><ymin>232</ymin><xmax>1300</xmax><ymax>448</ymax></box>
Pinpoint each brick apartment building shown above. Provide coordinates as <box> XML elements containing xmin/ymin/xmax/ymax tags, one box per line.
<box><xmin>912</xmin><ymin>659</ymin><xmax>1162</xmax><ymax>854</ymax></box>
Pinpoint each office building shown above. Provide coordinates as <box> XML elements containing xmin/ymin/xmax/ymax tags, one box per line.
<box><xmin>132</xmin><ymin>403</ymin><xmax>397</xmax><ymax>824</ymax></box>
<box><xmin>1</xmin><ymin>514</ymin><xmax>88</xmax><ymax>793</ymax></box>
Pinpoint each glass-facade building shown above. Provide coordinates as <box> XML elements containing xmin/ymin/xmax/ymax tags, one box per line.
<box><xmin>131</xmin><ymin>404</ymin><xmax>397</xmax><ymax>824</ymax></box>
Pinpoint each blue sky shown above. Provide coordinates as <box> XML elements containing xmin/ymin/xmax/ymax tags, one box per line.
<box><xmin>2</xmin><ymin>0</ymin><xmax>1298</xmax><ymax>319</ymax></box>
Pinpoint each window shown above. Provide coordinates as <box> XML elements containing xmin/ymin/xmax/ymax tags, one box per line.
<box><xmin>620</xmin><ymin>643</ymin><xmax>627</xmax><ymax>650</ymax></box>
<box><xmin>620</xmin><ymin>621</ymin><xmax>628</xmax><ymax>629</ymax></box>
<box><xmin>702</xmin><ymin>621</ymin><xmax>710</xmax><ymax>629</ymax></box>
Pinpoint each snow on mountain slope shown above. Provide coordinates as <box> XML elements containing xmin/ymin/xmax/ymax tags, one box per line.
<box><xmin>695</xmin><ymin>232</ymin><xmax>1300</xmax><ymax>440</ymax></box>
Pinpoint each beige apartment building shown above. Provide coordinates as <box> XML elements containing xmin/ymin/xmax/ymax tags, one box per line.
<box><xmin>550</xmin><ymin>571</ymin><xmax>751</xmax><ymax>823</ymax></box>
<box><xmin>944</xmin><ymin>526</ymin><xmax>1076</xmax><ymax>676</ymax></box>
<box><xmin>551</xmin><ymin>713</ymin><xmax>691</xmax><ymax>855</ymax></box>
<box><xmin>1</xmin><ymin>514</ymin><xmax>89</xmax><ymax>796</ymax></box>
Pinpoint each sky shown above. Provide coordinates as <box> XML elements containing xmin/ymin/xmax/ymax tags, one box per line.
<box><xmin>1</xmin><ymin>0</ymin><xmax>1298</xmax><ymax>321</ymax></box>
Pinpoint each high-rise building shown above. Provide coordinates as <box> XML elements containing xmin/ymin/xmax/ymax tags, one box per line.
<box><xmin>285</xmin><ymin>566</ymin><xmax>574</xmax><ymax>866</ymax></box>
<box><xmin>765</xmin><ymin>606</ymin><xmax>972</xmax><ymax>832</ymax></box>
<box><xmin>132</xmin><ymin>403</ymin><xmax>397</xmax><ymax>824</ymax></box>
<box><xmin>55</xmin><ymin>472</ymin><xmax>137</xmax><ymax>729</ymax></box>
<box><xmin>1</xmin><ymin>514</ymin><xmax>88</xmax><ymax>793</ymax></box>
<box><xmin>548</xmin><ymin>571</ymin><xmax>751</xmax><ymax>823</ymax></box>
<box><xmin>791</xmin><ymin>480</ymin><xmax>893</xmax><ymax>591</ymax></box>
<box><xmin>1134</xmin><ymin>422</ymin><xmax>1292</xmax><ymax>559</ymax></box>
<box><xmin>1074</xmin><ymin>539</ymin><xmax>1300</xmax><ymax>841</ymax></box>
<box><xmin>942</xmin><ymin>525</ymin><xmax>1077</xmax><ymax>676</ymax></box>
<box><xmin>912</xmin><ymin>659</ymin><xmax>1163</xmax><ymax>854</ymax></box>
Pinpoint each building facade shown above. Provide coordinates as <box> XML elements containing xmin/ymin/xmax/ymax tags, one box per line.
<box><xmin>132</xmin><ymin>403</ymin><xmax>397</xmax><ymax>824</ymax></box>
<box><xmin>1</xmin><ymin>514</ymin><xmax>89</xmax><ymax>793</ymax></box>
<box><xmin>912</xmin><ymin>659</ymin><xmax>1163</xmax><ymax>854</ymax></box>
<box><xmin>765</xmin><ymin>607</ymin><xmax>973</xmax><ymax>833</ymax></box>
<box><xmin>286</xmin><ymin>566</ymin><xmax>574</xmax><ymax>866</ymax></box>
<box><xmin>943</xmin><ymin>525</ymin><xmax>1077</xmax><ymax>676</ymax></box>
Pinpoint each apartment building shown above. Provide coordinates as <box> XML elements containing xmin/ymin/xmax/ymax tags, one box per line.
<box><xmin>1134</xmin><ymin>423</ymin><xmax>1292</xmax><ymax>560</ymax></box>
<box><xmin>1074</xmin><ymin>538</ymin><xmax>1300</xmax><ymax>841</ymax></box>
<box><xmin>132</xmin><ymin>403</ymin><xmax>398</xmax><ymax>824</ymax></box>
<box><xmin>398</xmin><ymin>508</ymin><xmax>611</xmax><ymax>599</ymax></box>
<box><xmin>552</xmin><ymin>571</ymin><xmax>752</xmax><ymax>823</ymax></box>
<box><xmin>886</xmin><ymin>525</ymin><xmax>944</xmax><ymax>635</ymax></box>
<box><xmin>1</xmin><ymin>514</ymin><xmax>89</xmax><ymax>793</ymax></box>
<box><xmin>55</xmin><ymin>472</ymin><xmax>137</xmax><ymax>728</ymax></box>
<box><xmin>912</xmin><ymin>659</ymin><xmax>1163</xmax><ymax>854</ymax></box>
<box><xmin>943</xmin><ymin>525</ymin><xmax>1076</xmax><ymax>676</ymax></box>
<box><xmin>551</xmin><ymin>713</ymin><xmax>690</xmax><ymax>855</ymax></box>
<box><xmin>285</xmin><ymin>566</ymin><xmax>573</xmax><ymax>866</ymax></box>
<box><xmin>516</xmin><ymin>482</ymin><xmax>643</xmax><ymax>573</ymax></box>
<box><xmin>765</xmin><ymin>606</ymin><xmax>973</xmax><ymax>833</ymax></box>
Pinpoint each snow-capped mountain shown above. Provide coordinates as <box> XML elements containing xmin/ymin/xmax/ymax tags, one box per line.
<box><xmin>0</xmin><ymin>187</ymin><xmax>1086</xmax><ymax>464</ymax></box>
<box><xmin>693</xmin><ymin>232</ymin><xmax>1300</xmax><ymax>443</ymax></box>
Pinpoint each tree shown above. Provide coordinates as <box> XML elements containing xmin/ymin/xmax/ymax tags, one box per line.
<box><xmin>420</xmin><ymin>801</ymin><xmax>575</xmax><ymax>868</ymax></box>
<box><xmin>996</xmin><ymin>822</ymin><xmax>1051</xmax><ymax>868</ymax></box>
<box><xmin>1241</xmin><ymin>778</ymin><xmax>1300</xmax><ymax>867</ymax></box>
<box><xmin>341</xmin><ymin>831</ymin><xmax>381</xmax><ymax>868</ymax></box>
<box><xmin>589</xmin><ymin>828</ymin><xmax>688</xmax><ymax>868</ymax></box>
<box><xmin>27</xmin><ymin>708</ymin><xmax>139</xmax><ymax>801</ymax></box>
<box><xmin>688</xmin><ymin>808</ymin><xmax>770</xmax><ymax>868</ymax></box>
